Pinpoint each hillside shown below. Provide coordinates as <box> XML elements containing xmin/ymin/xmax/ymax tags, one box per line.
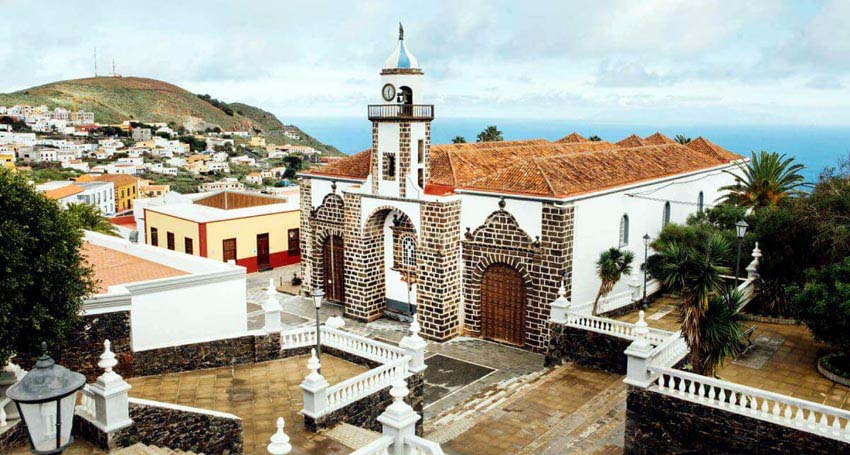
<box><xmin>229</xmin><ymin>102</ymin><xmax>341</xmax><ymax>156</ymax></box>
<box><xmin>0</xmin><ymin>76</ymin><xmax>341</xmax><ymax>155</ymax></box>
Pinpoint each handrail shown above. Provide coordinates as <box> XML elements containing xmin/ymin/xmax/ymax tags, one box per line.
<box><xmin>646</xmin><ymin>330</ymin><xmax>689</xmax><ymax>369</ymax></box>
<box><xmin>566</xmin><ymin>312</ymin><xmax>672</xmax><ymax>345</ymax></box>
<box><xmin>325</xmin><ymin>357</ymin><xmax>410</xmax><ymax>413</ymax></box>
<box><xmin>0</xmin><ymin>397</ymin><xmax>8</xmax><ymax>427</ymax></box>
<box><xmin>281</xmin><ymin>326</ymin><xmax>407</xmax><ymax>364</ymax></box>
<box><xmin>367</xmin><ymin>104</ymin><xmax>434</xmax><ymax>121</ymax></box>
<box><xmin>349</xmin><ymin>436</ymin><xmax>393</xmax><ymax>455</ymax></box>
<box><xmin>77</xmin><ymin>384</ymin><xmax>97</xmax><ymax>420</ymax></box>
<box><xmin>650</xmin><ymin>366</ymin><xmax>850</xmax><ymax>441</ymax></box>
<box><xmin>404</xmin><ymin>435</ymin><xmax>446</xmax><ymax>454</ymax></box>
<box><xmin>596</xmin><ymin>290</ymin><xmax>635</xmax><ymax>315</ymax></box>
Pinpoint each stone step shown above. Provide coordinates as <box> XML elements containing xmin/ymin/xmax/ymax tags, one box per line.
<box><xmin>111</xmin><ymin>443</ymin><xmax>201</xmax><ymax>455</ymax></box>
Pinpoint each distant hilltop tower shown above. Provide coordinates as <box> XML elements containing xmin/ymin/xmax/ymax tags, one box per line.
<box><xmin>368</xmin><ymin>22</ymin><xmax>433</xmax><ymax>198</ymax></box>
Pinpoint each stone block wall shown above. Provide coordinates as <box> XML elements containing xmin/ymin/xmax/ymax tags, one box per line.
<box><xmin>418</xmin><ymin>200</ymin><xmax>462</xmax><ymax>341</ymax></box>
<box><xmin>0</xmin><ymin>420</ymin><xmax>27</xmax><ymax>454</ymax></box>
<box><xmin>398</xmin><ymin>121</ymin><xmax>410</xmax><ymax>197</ymax></box>
<box><xmin>304</xmin><ymin>373</ymin><xmax>425</xmax><ymax>436</ymax></box>
<box><xmin>545</xmin><ymin>322</ymin><xmax>631</xmax><ymax>374</ymax></box>
<box><xmin>299</xmin><ymin>177</ymin><xmax>313</xmax><ymax>295</ymax></box>
<box><xmin>625</xmin><ymin>385</ymin><xmax>850</xmax><ymax>455</ymax></box>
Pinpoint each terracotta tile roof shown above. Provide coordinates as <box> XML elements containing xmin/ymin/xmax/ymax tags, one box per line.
<box><xmin>82</xmin><ymin>243</ymin><xmax>188</xmax><ymax>293</ymax></box>
<box><xmin>555</xmin><ymin>132</ymin><xmax>588</xmax><ymax>143</ymax></box>
<box><xmin>77</xmin><ymin>173</ymin><xmax>138</xmax><ymax>187</ymax></box>
<box><xmin>642</xmin><ymin>132</ymin><xmax>677</xmax><ymax>145</ymax></box>
<box><xmin>616</xmin><ymin>134</ymin><xmax>646</xmax><ymax>147</ymax></box>
<box><xmin>685</xmin><ymin>137</ymin><xmax>740</xmax><ymax>161</ymax></box>
<box><xmin>44</xmin><ymin>184</ymin><xmax>84</xmax><ymax>200</ymax></box>
<box><xmin>299</xmin><ymin>134</ymin><xmax>742</xmax><ymax>198</ymax></box>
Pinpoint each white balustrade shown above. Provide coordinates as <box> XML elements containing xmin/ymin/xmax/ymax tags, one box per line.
<box><xmin>565</xmin><ymin>312</ymin><xmax>672</xmax><ymax>346</ymax></box>
<box><xmin>77</xmin><ymin>385</ymin><xmax>97</xmax><ymax>418</ymax></box>
<box><xmin>0</xmin><ymin>398</ymin><xmax>8</xmax><ymax>427</ymax></box>
<box><xmin>325</xmin><ymin>357</ymin><xmax>410</xmax><ymax>413</ymax></box>
<box><xmin>646</xmin><ymin>331</ymin><xmax>689</xmax><ymax>369</ymax></box>
<box><xmin>595</xmin><ymin>290</ymin><xmax>635</xmax><ymax>315</ymax></box>
<box><xmin>280</xmin><ymin>327</ymin><xmax>317</xmax><ymax>350</ymax></box>
<box><xmin>281</xmin><ymin>326</ymin><xmax>406</xmax><ymax>365</ymax></box>
<box><xmin>651</xmin><ymin>366</ymin><xmax>850</xmax><ymax>442</ymax></box>
<box><xmin>348</xmin><ymin>436</ymin><xmax>393</xmax><ymax>455</ymax></box>
<box><xmin>403</xmin><ymin>435</ymin><xmax>446</xmax><ymax>455</ymax></box>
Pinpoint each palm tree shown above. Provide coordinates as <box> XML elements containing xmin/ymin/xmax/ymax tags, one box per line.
<box><xmin>592</xmin><ymin>248</ymin><xmax>634</xmax><ymax>315</ymax></box>
<box><xmin>720</xmin><ymin>151</ymin><xmax>805</xmax><ymax>209</ymax></box>
<box><xmin>451</xmin><ymin>136</ymin><xmax>467</xmax><ymax>144</ymax></box>
<box><xmin>674</xmin><ymin>134</ymin><xmax>692</xmax><ymax>145</ymax></box>
<box><xmin>588</xmin><ymin>135</ymin><xmax>602</xmax><ymax>142</ymax></box>
<box><xmin>66</xmin><ymin>203</ymin><xmax>119</xmax><ymax>236</ymax></box>
<box><xmin>653</xmin><ymin>234</ymin><xmax>731</xmax><ymax>374</ymax></box>
<box><xmin>700</xmin><ymin>288</ymin><xmax>745</xmax><ymax>376</ymax></box>
<box><xmin>476</xmin><ymin>125</ymin><xmax>503</xmax><ymax>143</ymax></box>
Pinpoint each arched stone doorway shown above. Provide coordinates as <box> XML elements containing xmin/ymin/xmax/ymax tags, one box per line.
<box><xmin>480</xmin><ymin>263</ymin><xmax>527</xmax><ymax>346</ymax></box>
<box><xmin>322</xmin><ymin>234</ymin><xmax>345</xmax><ymax>303</ymax></box>
<box><xmin>361</xmin><ymin>207</ymin><xmax>418</xmax><ymax>318</ymax></box>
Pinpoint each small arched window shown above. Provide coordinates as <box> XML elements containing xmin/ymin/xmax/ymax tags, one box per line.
<box><xmin>698</xmin><ymin>191</ymin><xmax>705</xmax><ymax>213</ymax></box>
<box><xmin>402</xmin><ymin>236</ymin><xmax>416</xmax><ymax>267</ymax></box>
<box><xmin>662</xmin><ymin>201</ymin><xmax>671</xmax><ymax>227</ymax></box>
<box><xmin>619</xmin><ymin>214</ymin><xmax>629</xmax><ymax>247</ymax></box>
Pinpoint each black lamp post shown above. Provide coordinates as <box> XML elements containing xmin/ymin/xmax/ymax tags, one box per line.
<box><xmin>311</xmin><ymin>289</ymin><xmax>324</xmax><ymax>372</ymax></box>
<box><xmin>734</xmin><ymin>219</ymin><xmax>749</xmax><ymax>286</ymax></box>
<box><xmin>642</xmin><ymin>233</ymin><xmax>651</xmax><ymax>306</ymax></box>
<box><xmin>6</xmin><ymin>343</ymin><xmax>86</xmax><ymax>455</ymax></box>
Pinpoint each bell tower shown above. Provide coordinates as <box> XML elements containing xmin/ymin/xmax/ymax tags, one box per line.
<box><xmin>368</xmin><ymin>23</ymin><xmax>433</xmax><ymax>198</ymax></box>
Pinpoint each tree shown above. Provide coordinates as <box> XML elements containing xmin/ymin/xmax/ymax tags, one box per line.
<box><xmin>700</xmin><ymin>288</ymin><xmax>745</xmax><ymax>376</ymax></box>
<box><xmin>588</xmin><ymin>135</ymin><xmax>602</xmax><ymax>142</ymax></box>
<box><xmin>452</xmin><ymin>136</ymin><xmax>467</xmax><ymax>144</ymax></box>
<box><xmin>651</xmin><ymin>234</ymin><xmax>732</xmax><ymax>375</ymax></box>
<box><xmin>0</xmin><ymin>168</ymin><xmax>95</xmax><ymax>364</ymax></box>
<box><xmin>476</xmin><ymin>125</ymin><xmax>503</xmax><ymax>143</ymax></box>
<box><xmin>795</xmin><ymin>258</ymin><xmax>850</xmax><ymax>367</ymax></box>
<box><xmin>66</xmin><ymin>203</ymin><xmax>119</xmax><ymax>236</ymax></box>
<box><xmin>592</xmin><ymin>248</ymin><xmax>634</xmax><ymax>315</ymax></box>
<box><xmin>720</xmin><ymin>151</ymin><xmax>805</xmax><ymax>209</ymax></box>
<box><xmin>674</xmin><ymin>134</ymin><xmax>692</xmax><ymax>145</ymax></box>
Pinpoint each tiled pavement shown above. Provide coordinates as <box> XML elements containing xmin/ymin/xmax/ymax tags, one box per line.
<box><xmin>613</xmin><ymin>296</ymin><xmax>682</xmax><ymax>332</ymax></box>
<box><xmin>127</xmin><ymin>355</ymin><xmax>368</xmax><ymax>455</ymax></box>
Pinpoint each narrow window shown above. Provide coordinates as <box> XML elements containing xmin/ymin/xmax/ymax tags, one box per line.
<box><xmin>402</xmin><ymin>236</ymin><xmax>416</xmax><ymax>267</ymax></box>
<box><xmin>150</xmin><ymin>227</ymin><xmax>158</xmax><ymax>246</ymax></box>
<box><xmin>184</xmin><ymin>237</ymin><xmax>193</xmax><ymax>255</ymax></box>
<box><xmin>288</xmin><ymin>228</ymin><xmax>300</xmax><ymax>256</ymax></box>
<box><xmin>166</xmin><ymin>232</ymin><xmax>175</xmax><ymax>250</ymax></box>
<box><xmin>698</xmin><ymin>191</ymin><xmax>705</xmax><ymax>213</ymax></box>
<box><xmin>417</xmin><ymin>140</ymin><xmax>424</xmax><ymax>164</ymax></box>
<box><xmin>619</xmin><ymin>214</ymin><xmax>629</xmax><ymax>247</ymax></box>
<box><xmin>663</xmin><ymin>202</ymin><xmax>671</xmax><ymax>227</ymax></box>
<box><xmin>382</xmin><ymin>153</ymin><xmax>396</xmax><ymax>181</ymax></box>
<box><xmin>223</xmin><ymin>238</ymin><xmax>237</xmax><ymax>262</ymax></box>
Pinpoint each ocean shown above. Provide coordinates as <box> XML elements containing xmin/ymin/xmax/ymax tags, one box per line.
<box><xmin>291</xmin><ymin>117</ymin><xmax>850</xmax><ymax>184</ymax></box>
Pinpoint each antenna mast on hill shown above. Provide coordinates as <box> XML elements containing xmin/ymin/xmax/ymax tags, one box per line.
<box><xmin>94</xmin><ymin>47</ymin><xmax>98</xmax><ymax>77</ymax></box>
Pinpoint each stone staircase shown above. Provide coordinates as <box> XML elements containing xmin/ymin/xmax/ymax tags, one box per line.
<box><xmin>112</xmin><ymin>443</ymin><xmax>201</xmax><ymax>455</ymax></box>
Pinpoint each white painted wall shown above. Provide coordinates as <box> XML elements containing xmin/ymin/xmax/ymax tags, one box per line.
<box><xmin>569</xmin><ymin>165</ymin><xmax>737</xmax><ymax>305</ymax></box>
<box><xmin>382</xmin><ymin>212</ymin><xmax>417</xmax><ymax>306</ymax></box>
<box><xmin>310</xmin><ymin>178</ymin><xmax>358</xmax><ymax>208</ymax></box>
<box><xmin>459</xmin><ymin>193</ymin><xmax>543</xmax><ymax>240</ymax></box>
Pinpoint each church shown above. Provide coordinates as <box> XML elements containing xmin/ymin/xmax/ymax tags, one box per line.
<box><xmin>298</xmin><ymin>27</ymin><xmax>744</xmax><ymax>352</ymax></box>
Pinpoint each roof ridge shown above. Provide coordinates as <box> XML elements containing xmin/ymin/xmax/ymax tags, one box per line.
<box><xmin>446</xmin><ymin>150</ymin><xmax>459</xmax><ymax>186</ymax></box>
<box><xmin>532</xmin><ymin>157</ymin><xmax>556</xmax><ymax>196</ymax></box>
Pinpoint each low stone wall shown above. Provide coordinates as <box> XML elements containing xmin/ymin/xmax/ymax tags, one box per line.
<box><xmin>545</xmin><ymin>322</ymin><xmax>631</xmax><ymax>374</ymax></box>
<box><xmin>625</xmin><ymin>385</ymin><xmax>849</xmax><ymax>455</ymax></box>
<box><xmin>131</xmin><ymin>333</ymin><xmax>281</xmax><ymax>376</ymax></box>
<box><xmin>304</xmin><ymin>373</ymin><xmax>425</xmax><ymax>436</ymax></box>
<box><xmin>0</xmin><ymin>420</ymin><xmax>27</xmax><ymax>454</ymax></box>
<box><xmin>111</xmin><ymin>400</ymin><xmax>242</xmax><ymax>455</ymax></box>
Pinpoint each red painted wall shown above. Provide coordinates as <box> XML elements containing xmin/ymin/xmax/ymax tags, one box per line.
<box><xmin>236</xmin><ymin>251</ymin><xmax>301</xmax><ymax>273</ymax></box>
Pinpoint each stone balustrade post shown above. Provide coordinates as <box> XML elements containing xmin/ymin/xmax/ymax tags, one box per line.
<box><xmin>267</xmin><ymin>417</ymin><xmax>292</xmax><ymax>455</ymax></box>
<box><xmin>263</xmin><ymin>278</ymin><xmax>283</xmax><ymax>333</ymax></box>
<box><xmin>624</xmin><ymin>311</ymin><xmax>655</xmax><ymax>388</ymax></box>
<box><xmin>377</xmin><ymin>378</ymin><xmax>420</xmax><ymax>455</ymax></box>
<box><xmin>89</xmin><ymin>339</ymin><xmax>133</xmax><ymax>432</ymax></box>
<box><xmin>300</xmin><ymin>349</ymin><xmax>329</xmax><ymax>419</ymax></box>
<box><xmin>550</xmin><ymin>283</ymin><xmax>571</xmax><ymax>324</ymax></box>
<box><xmin>325</xmin><ymin>315</ymin><xmax>346</xmax><ymax>329</ymax></box>
<box><xmin>628</xmin><ymin>278</ymin><xmax>642</xmax><ymax>302</ymax></box>
<box><xmin>0</xmin><ymin>360</ymin><xmax>25</xmax><ymax>420</ymax></box>
<box><xmin>746</xmin><ymin>241</ymin><xmax>762</xmax><ymax>281</ymax></box>
<box><xmin>399</xmin><ymin>314</ymin><xmax>427</xmax><ymax>374</ymax></box>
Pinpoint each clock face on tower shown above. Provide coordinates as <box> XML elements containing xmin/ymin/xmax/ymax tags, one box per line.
<box><xmin>382</xmin><ymin>83</ymin><xmax>396</xmax><ymax>102</ymax></box>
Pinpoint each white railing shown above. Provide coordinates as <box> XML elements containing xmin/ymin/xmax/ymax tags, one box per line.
<box><xmin>403</xmin><ymin>435</ymin><xmax>446</xmax><ymax>454</ymax></box>
<box><xmin>566</xmin><ymin>312</ymin><xmax>671</xmax><ymax>346</ymax></box>
<box><xmin>0</xmin><ymin>398</ymin><xmax>8</xmax><ymax>427</ymax></box>
<box><xmin>650</xmin><ymin>366</ymin><xmax>850</xmax><ymax>442</ymax></box>
<box><xmin>737</xmin><ymin>277</ymin><xmax>756</xmax><ymax>305</ymax></box>
<box><xmin>349</xmin><ymin>436</ymin><xmax>393</xmax><ymax>455</ymax></box>
<box><xmin>77</xmin><ymin>384</ymin><xmax>98</xmax><ymax>419</ymax></box>
<box><xmin>325</xmin><ymin>357</ymin><xmax>410</xmax><ymax>413</ymax></box>
<box><xmin>595</xmin><ymin>290</ymin><xmax>634</xmax><ymax>315</ymax></box>
<box><xmin>281</xmin><ymin>326</ymin><xmax>407</xmax><ymax>365</ymax></box>
<box><xmin>646</xmin><ymin>330</ymin><xmax>689</xmax><ymax>369</ymax></box>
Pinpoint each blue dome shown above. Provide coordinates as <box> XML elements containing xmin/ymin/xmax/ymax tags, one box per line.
<box><xmin>384</xmin><ymin>24</ymin><xmax>419</xmax><ymax>69</ymax></box>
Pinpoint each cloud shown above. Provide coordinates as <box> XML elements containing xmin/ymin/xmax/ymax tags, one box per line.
<box><xmin>594</xmin><ymin>60</ymin><xmax>676</xmax><ymax>87</ymax></box>
<box><xmin>804</xmin><ymin>76</ymin><xmax>844</xmax><ymax>90</ymax></box>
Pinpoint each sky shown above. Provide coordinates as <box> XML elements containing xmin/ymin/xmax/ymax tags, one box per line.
<box><xmin>2</xmin><ymin>0</ymin><xmax>850</xmax><ymax>125</ymax></box>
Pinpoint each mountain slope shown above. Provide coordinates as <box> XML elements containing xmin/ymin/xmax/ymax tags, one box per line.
<box><xmin>0</xmin><ymin>76</ymin><xmax>341</xmax><ymax>155</ymax></box>
<box><xmin>230</xmin><ymin>102</ymin><xmax>340</xmax><ymax>155</ymax></box>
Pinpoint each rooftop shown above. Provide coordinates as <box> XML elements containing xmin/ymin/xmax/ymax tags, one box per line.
<box><xmin>145</xmin><ymin>191</ymin><xmax>297</xmax><ymax>222</ymax></box>
<box><xmin>76</xmin><ymin>173</ymin><xmax>138</xmax><ymax>187</ymax></box>
<box><xmin>82</xmin><ymin>242</ymin><xmax>187</xmax><ymax>293</ymax></box>
<box><xmin>43</xmin><ymin>184</ymin><xmax>84</xmax><ymax>199</ymax></box>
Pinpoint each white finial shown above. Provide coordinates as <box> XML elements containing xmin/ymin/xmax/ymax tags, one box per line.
<box><xmin>98</xmin><ymin>339</ymin><xmax>118</xmax><ymax>373</ymax></box>
<box><xmin>410</xmin><ymin>313</ymin><xmax>421</xmax><ymax>336</ymax></box>
<box><xmin>752</xmin><ymin>241</ymin><xmax>762</xmax><ymax>259</ymax></box>
<box><xmin>267</xmin><ymin>417</ymin><xmax>292</xmax><ymax>455</ymax></box>
<box><xmin>632</xmin><ymin>311</ymin><xmax>651</xmax><ymax>350</ymax></box>
<box><xmin>305</xmin><ymin>348</ymin><xmax>322</xmax><ymax>381</ymax></box>
<box><xmin>558</xmin><ymin>282</ymin><xmax>566</xmax><ymax>299</ymax></box>
<box><xmin>267</xmin><ymin>278</ymin><xmax>276</xmax><ymax>296</ymax></box>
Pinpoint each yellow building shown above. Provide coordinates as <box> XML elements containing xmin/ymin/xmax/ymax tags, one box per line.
<box><xmin>249</xmin><ymin>136</ymin><xmax>266</xmax><ymax>148</ymax></box>
<box><xmin>0</xmin><ymin>153</ymin><xmax>15</xmax><ymax>169</ymax></box>
<box><xmin>143</xmin><ymin>191</ymin><xmax>300</xmax><ymax>272</ymax></box>
<box><xmin>139</xmin><ymin>179</ymin><xmax>171</xmax><ymax>198</ymax></box>
<box><xmin>77</xmin><ymin>174</ymin><xmax>139</xmax><ymax>214</ymax></box>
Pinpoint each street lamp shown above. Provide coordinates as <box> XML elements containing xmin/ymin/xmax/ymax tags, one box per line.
<box><xmin>642</xmin><ymin>233</ymin><xmax>651</xmax><ymax>307</ymax></box>
<box><xmin>311</xmin><ymin>289</ymin><xmax>324</xmax><ymax>372</ymax></box>
<box><xmin>734</xmin><ymin>219</ymin><xmax>749</xmax><ymax>286</ymax></box>
<box><xmin>6</xmin><ymin>343</ymin><xmax>86</xmax><ymax>455</ymax></box>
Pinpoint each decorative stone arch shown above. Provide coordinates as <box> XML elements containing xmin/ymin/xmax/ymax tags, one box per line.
<box><xmin>314</xmin><ymin>192</ymin><xmax>345</xmax><ymax>226</ymax></box>
<box><xmin>465</xmin><ymin>207</ymin><xmax>537</xmax><ymax>250</ymax></box>
<box><xmin>307</xmin><ymin>191</ymin><xmax>346</xmax><ymax>299</ymax></box>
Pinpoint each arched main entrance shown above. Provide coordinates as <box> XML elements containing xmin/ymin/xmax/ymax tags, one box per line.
<box><xmin>480</xmin><ymin>264</ymin><xmax>526</xmax><ymax>346</ymax></box>
<box><xmin>322</xmin><ymin>235</ymin><xmax>345</xmax><ymax>303</ymax></box>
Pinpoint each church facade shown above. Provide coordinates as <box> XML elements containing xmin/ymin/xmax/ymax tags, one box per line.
<box><xmin>298</xmin><ymin>29</ymin><xmax>744</xmax><ymax>352</ymax></box>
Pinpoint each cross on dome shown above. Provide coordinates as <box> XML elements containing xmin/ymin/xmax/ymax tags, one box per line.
<box><xmin>384</xmin><ymin>22</ymin><xmax>419</xmax><ymax>70</ymax></box>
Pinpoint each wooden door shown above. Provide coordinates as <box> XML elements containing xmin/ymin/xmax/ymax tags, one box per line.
<box><xmin>322</xmin><ymin>235</ymin><xmax>345</xmax><ymax>303</ymax></box>
<box><xmin>288</xmin><ymin>228</ymin><xmax>300</xmax><ymax>256</ymax></box>
<box><xmin>481</xmin><ymin>264</ymin><xmax>526</xmax><ymax>346</ymax></box>
<box><xmin>223</xmin><ymin>238</ymin><xmax>237</xmax><ymax>263</ymax></box>
<box><xmin>257</xmin><ymin>233</ymin><xmax>270</xmax><ymax>271</ymax></box>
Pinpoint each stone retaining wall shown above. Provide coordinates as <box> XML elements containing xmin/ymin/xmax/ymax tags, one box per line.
<box><xmin>545</xmin><ymin>322</ymin><xmax>631</xmax><ymax>374</ymax></box>
<box><xmin>304</xmin><ymin>373</ymin><xmax>424</xmax><ymax>435</ymax></box>
<box><xmin>625</xmin><ymin>385</ymin><xmax>849</xmax><ymax>455</ymax></box>
<box><xmin>0</xmin><ymin>420</ymin><xmax>27</xmax><ymax>454</ymax></box>
<box><xmin>131</xmin><ymin>332</ymin><xmax>281</xmax><ymax>376</ymax></box>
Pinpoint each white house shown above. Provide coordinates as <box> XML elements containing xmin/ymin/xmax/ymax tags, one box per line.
<box><xmin>297</xmin><ymin>28</ymin><xmax>745</xmax><ymax>352</ymax></box>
